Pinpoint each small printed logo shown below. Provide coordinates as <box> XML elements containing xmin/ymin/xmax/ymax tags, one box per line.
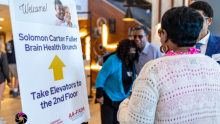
<box><xmin>50</xmin><ymin>119</ymin><xmax>63</xmax><ymax>124</ymax></box>
<box><xmin>15</xmin><ymin>112</ymin><xmax>28</xmax><ymax>124</ymax></box>
<box><xmin>69</xmin><ymin>107</ymin><xmax>85</xmax><ymax>121</ymax></box>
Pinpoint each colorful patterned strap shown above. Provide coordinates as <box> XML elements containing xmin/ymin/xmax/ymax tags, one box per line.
<box><xmin>163</xmin><ymin>48</ymin><xmax>200</xmax><ymax>57</ymax></box>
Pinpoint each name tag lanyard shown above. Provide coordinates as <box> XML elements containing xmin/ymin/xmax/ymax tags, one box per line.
<box><xmin>126</xmin><ymin>63</ymin><xmax>134</xmax><ymax>81</ymax></box>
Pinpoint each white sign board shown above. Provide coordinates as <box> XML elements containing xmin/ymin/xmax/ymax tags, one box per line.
<box><xmin>9</xmin><ymin>0</ymin><xmax>90</xmax><ymax>123</ymax></box>
<box><xmin>0</xmin><ymin>0</ymin><xmax>8</xmax><ymax>5</ymax></box>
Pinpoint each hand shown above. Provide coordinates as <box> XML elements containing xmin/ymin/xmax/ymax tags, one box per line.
<box><xmin>96</xmin><ymin>97</ymin><xmax>104</xmax><ymax>105</ymax></box>
<box><xmin>7</xmin><ymin>82</ymin><xmax>11</xmax><ymax>87</ymax></box>
<box><xmin>127</xmin><ymin>96</ymin><xmax>131</xmax><ymax>99</ymax></box>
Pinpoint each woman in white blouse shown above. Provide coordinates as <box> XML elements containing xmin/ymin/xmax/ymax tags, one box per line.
<box><xmin>117</xmin><ymin>6</ymin><xmax>220</xmax><ymax>124</ymax></box>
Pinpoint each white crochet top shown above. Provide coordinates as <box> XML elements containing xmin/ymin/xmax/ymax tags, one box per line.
<box><xmin>118</xmin><ymin>54</ymin><xmax>220</xmax><ymax>124</ymax></box>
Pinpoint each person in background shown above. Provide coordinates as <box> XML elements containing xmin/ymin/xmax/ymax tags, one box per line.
<box><xmin>189</xmin><ymin>1</ymin><xmax>220</xmax><ymax>64</ymax></box>
<box><xmin>5</xmin><ymin>36</ymin><xmax>18</xmax><ymax>97</ymax></box>
<box><xmin>61</xmin><ymin>6</ymin><xmax>75</xmax><ymax>28</ymax></box>
<box><xmin>0</xmin><ymin>37</ymin><xmax>11</xmax><ymax>123</ymax></box>
<box><xmin>54</xmin><ymin>0</ymin><xmax>64</xmax><ymax>26</ymax></box>
<box><xmin>132</xmin><ymin>25</ymin><xmax>164</xmax><ymax>75</ymax></box>
<box><xmin>95</xmin><ymin>39</ymin><xmax>138</xmax><ymax>124</ymax></box>
<box><xmin>118</xmin><ymin>6</ymin><xmax>220</xmax><ymax>124</ymax></box>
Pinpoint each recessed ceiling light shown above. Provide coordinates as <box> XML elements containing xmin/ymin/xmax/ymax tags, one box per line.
<box><xmin>0</xmin><ymin>18</ymin><xmax>4</xmax><ymax>21</ymax></box>
<box><xmin>0</xmin><ymin>26</ymin><xmax>2</xmax><ymax>29</ymax></box>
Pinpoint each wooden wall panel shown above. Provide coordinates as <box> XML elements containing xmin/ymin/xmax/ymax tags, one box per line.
<box><xmin>79</xmin><ymin>0</ymin><xmax>151</xmax><ymax>86</ymax></box>
<box><xmin>171</xmin><ymin>0</ymin><xmax>174</xmax><ymax>8</ymax></box>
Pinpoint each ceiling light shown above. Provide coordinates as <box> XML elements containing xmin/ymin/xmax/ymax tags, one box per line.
<box><xmin>101</xmin><ymin>24</ymin><xmax>117</xmax><ymax>49</ymax></box>
<box><xmin>123</xmin><ymin>7</ymin><xmax>134</xmax><ymax>21</ymax></box>
<box><xmin>79</xmin><ymin>28</ymin><xmax>88</xmax><ymax>38</ymax></box>
<box><xmin>157</xmin><ymin>23</ymin><xmax>161</xmax><ymax>32</ymax></box>
<box><xmin>0</xmin><ymin>18</ymin><xmax>4</xmax><ymax>21</ymax></box>
<box><xmin>91</xmin><ymin>65</ymin><xmax>102</xmax><ymax>70</ymax></box>
<box><xmin>85</xmin><ymin>36</ymin><xmax>91</xmax><ymax>60</ymax></box>
<box><xmin>102</xmin><ymin>24</ymin><xmax>108</xmax><ymax>47</ymax></box>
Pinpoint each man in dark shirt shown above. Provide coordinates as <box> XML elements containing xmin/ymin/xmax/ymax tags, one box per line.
<box><xmin>5</xmin><ymin>36</ymin><xmax>19</xmax><ymax>97</ymax></box>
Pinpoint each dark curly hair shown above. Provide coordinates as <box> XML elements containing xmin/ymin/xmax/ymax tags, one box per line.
<box><xmin>116</xmin><ymin>39</ymin><xmax>139</xmax><ymax>62</ymax></box>
<box><xmin>133</xmin><ymin>25</ymin><xmax>149</xmax><ymax>36</ymax></box>
<box><xmin>162</xmin><ymin>6</ymin><xmax>204</xmax><ymax>47</ymax></box>
<box><xmin>189</xmin><ymin>1</ymin><xmax>213</xmax><ymax>18</ymax></box>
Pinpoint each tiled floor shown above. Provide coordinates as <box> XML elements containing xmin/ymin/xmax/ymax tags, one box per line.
<box><xmin>0</xmin><ymin>86</ymin><xmax>101</xmax><ymax>124</ymax></box>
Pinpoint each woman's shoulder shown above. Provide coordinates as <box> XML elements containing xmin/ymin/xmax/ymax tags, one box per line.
<box><xmin>102</xmin><ymin>54</ymin><xmax>119</xmax><ymax>65</ymax></box>
<box><xmin>160</xmin><ymin>54</ymin><xmax>213</xmax><ymax>61</ymax></box>
<box><xmin>147</xmin><ymin>54</ymin><xmax>219</xmax><ymax>71</ymax></box>
<box><xmin>104</xmin><ymin>54</ymin><xmax>121</xmax><ymax>66</ymax></box>
<box><xmin>107</xmin><ymin>54</ymin><xmax>119</xmax><ymax>60</ymax></box>
<box><xmin>139</xmin><ymin>54</ymin><xmax>210</xmax><ymax>75</ymax></box>
<box><xmin>138</xmin><ymin>59</ymin><xmax>159</xmax><ymax>77</ymax></box>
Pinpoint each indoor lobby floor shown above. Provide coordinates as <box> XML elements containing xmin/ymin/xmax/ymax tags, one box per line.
<box><xmin>0</xmin><ymin>86</ymin><xmax>101</xmax><ymax>124</ymax></box>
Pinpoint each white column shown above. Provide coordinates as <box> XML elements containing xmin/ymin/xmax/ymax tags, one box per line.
<box><xmin>151</xmin><ymin>0</ymin><xmax>172</xmax><ymax>46</ymax></box>
<box><xmin>161</xmin><ymin>0</ymin><xmax>172</xmax><ymax>17</ymax></box>
<box><xmin>151</xmin><ymin>0</ymin><xmax>189</xmax><ymax>46</ymax></box>
<box><xmin>185</xmin><ymin>0</ymin><xmax>189</xmax><ymax>6</ymax></box>
<box><xmin>151</xmin><ymin>0</ymin><xmax>160</xmax><ymax>46</ymax></box>
<box><xmin>174</xmin><ymin>0</ymin><xmax>183</xmax><ymax>7</ymax></box>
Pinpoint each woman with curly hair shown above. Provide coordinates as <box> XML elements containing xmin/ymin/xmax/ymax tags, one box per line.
<box><xmin>95</xmin><ymin>39</ymin><xmax>138</xmax><ymax>124</ymax></box>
